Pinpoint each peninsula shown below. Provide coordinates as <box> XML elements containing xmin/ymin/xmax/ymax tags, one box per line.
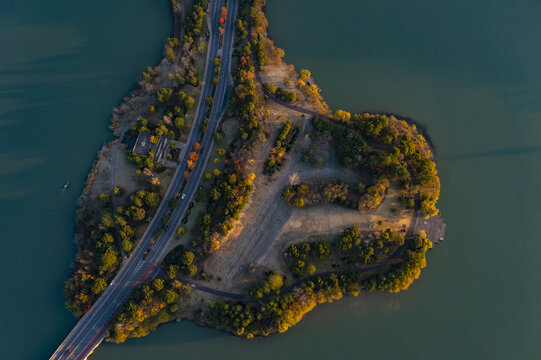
<box><xmin>52</xmin><ymin>0</ymin><xmax>445</xmax><ymax>357</ymax></box>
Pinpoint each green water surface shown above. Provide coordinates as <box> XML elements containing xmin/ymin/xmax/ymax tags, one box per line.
<box><xmin>1</xmin><ymin>0</ymin><xmax>540</xmax><ymax>359</ymax></box>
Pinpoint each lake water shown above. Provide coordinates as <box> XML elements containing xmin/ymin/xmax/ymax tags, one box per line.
<box><xmin>1</xmin><ymin>0</ymin><xmax>540</xmax><ymax>359</ymax></box>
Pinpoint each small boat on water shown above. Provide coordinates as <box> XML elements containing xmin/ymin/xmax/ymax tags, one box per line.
<box><xmin>63</xmin><ymin>180</ymin><xmax>71</xmax><ymax>191</ymax></box>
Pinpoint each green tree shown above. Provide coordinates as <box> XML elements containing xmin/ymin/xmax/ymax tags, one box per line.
<box><xmin>152</xmin><ymin>278</ymin><xmax>164</xmax><ymax>292</ymax></box>
<box><xmin>185</xmin><ymin>264</ymin><xmax>197</xmax><ymax>276</ymax></box>
<box><xmin>98</xmin><ymin>247</ymin><xmax>118</xmax><ymax>274</ymax></box>
<box><xmin>264</xmin><ymin>83</ymin><xmax>276</xmax><ymax>94</ymax></box>
<box><xmin>185</xmin><ymin>96</ymin><xmax>195</xmax><ymax>109</ymax></box>
<box><xmin>174</xmin><ymin>117</ymin><xmax>185</xmax><ymax>129</ymax></box>
<box><xmin>91</xmin><ymin>278</ymin><xmax>107</xmax><ymax>294</ymax></box>
<box><xmin>300</xmin><ymin>69</ymin><xmax>311</xmax><ymax>80</ymax></box>
<box><xmin>334</xmin><ymin>110</ymin><xmax>351</xmax><ymax>122</ymax></box>
<box><xmin>267</xmin><ymin>273</ymin><xmax>284</xmax><ymax>291</ymax></box>
<box><xmin>130</xmin><ymin>207</ymin><xmax>146</xmax><ymax>221</ymax></box>
<box><xmin>182</xmin><ymin>251</ymin><xmax>195</xmax><ymax>266</ymax></box>
<box><xmin>156</xmin><ymin>88</ymin><xmax>173</xmax><ymax>103</ymax></box>
<box><xmin>121</xmin><ymin>239</ymin><xmax>133</xmax><ymax>253</ymax></box>
<box><xmin>164</xmin><ymin>289</ymin><xmax>179</xmax><ymax>304</ymax></box>
<box><xmin>145</xmin><ymin>192</ymin><xmax>161</xmax><ymax>208</ymax></box>
<box><xmin>176</xmin><ymin>226</ymin><xmax>186</xmax><ymax>237</ymax></box>
<box><xmin>102</xmin><ymin>233</ymin><xmax>114</xmax><ymax>245</ymax></box>
<box><xmin>167</xmin><ymin>264</ymin><xmax>179</xmax><ymax>279</ymax></box>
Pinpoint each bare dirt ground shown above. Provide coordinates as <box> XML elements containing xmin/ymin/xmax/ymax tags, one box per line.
<box><xmin>258</xmin><ymin>60</ymin><xmax>329</xmax><ymax>116</ymax></box>
<box><xmin>202</xmin><ymin>106</ymin><xmax>412</xmax><ymax>293</ymax></box>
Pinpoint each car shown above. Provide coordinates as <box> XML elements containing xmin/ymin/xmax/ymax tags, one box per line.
<box><xmin>181</xmin><ymin>193</ymin><xmax>186</xmax><ymax>199</ymax></box>
<box><xmin>64</xmin><ymin>349</ymin><xmax>71</xmax><ymax>356</ymax></box>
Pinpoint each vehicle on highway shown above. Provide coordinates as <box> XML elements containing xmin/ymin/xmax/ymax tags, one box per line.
<box><xmin>181</xmin><ymin>193</ymin><xmax>186</xmax><ymax>199</ymax></box>
<box><xmin>63</xmin><ymin>349</ymin><xmax>71</xmax><ymax>356</ymax></box>
<box><xmin>143</xmin><ymin>246</ymin><xmax>151</xmax><ymax>260</ymax></box>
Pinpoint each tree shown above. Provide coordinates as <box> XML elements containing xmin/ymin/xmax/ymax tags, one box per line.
<box><xmin>156</xmin><ymin>88</ymin><xmax>173</xmax><ymax>103</ymax></box>
<box><xmin>334</xmin><ymin>110</ymin><xmax>351</xmax><ymax>122</ymax></box>
<box><xmin>98</xmin><ymin>247</ymin><xmax>118</xmax><ymax>274</ymax></box>
<box><xmin>214</xmin><ymin>132</ymin><xmax>224</xmax><ymax>142</ymax></box>
<box><xmin>167</xmin><ymin>264</ymin><xmax>179</xmax><ymax>279</ymax></box>
<box><xmin>92</xmin><ymin>278</ymin><xmax>108</xmax><ymax>294</ymax></box>
<box><xmin>300</xmin><ymin>69</ymin><xmax>311</xmax><ymax>80</ymax></box>
<box><xmin>176</xmin><ymin>226</ymin><xmax>186</xmax><ymax>237</ymax></box>
<box><xmin>264</xmin><ymin>83</ymin><xmax>276</xmax><ymax>94</ymax></box>
<box><xmin>293</xmin><ymin>260</ymin><xmax>305</xmax><ymax>276</ymax></box>
<box><xmin>145</xmin><ymin>192</ymin><xmax>161</xmax><ymax>208</ymax></box>
<box><xmin>165</xmin><ymin>46</ymin><xmax>176</xmax><ymax>63</ymax></box>
<box><xmin>130</xmin><ymin>207</ymin><xmax>146</xmax><ymax>221</ymax></box>
<box><xmin>182</xmin><ymin>251</ymin><xmax>195</xmax><ymax>266</ymax></box>
<box><xmin>113</xmin><ymin>187</ymin><xmax>121</xmax><ymax>196</ymax></box>
<box><xmin>152</xmin><ymin>278</ymin><xmax>164</xmax><ymax>292</ymax></box>
<box><xmin>102</xmin><ymin>233</ymin><xmax>114</xmax><ymax>244</ymax></box>
<box><xmin>306</xmin><ymin>264</ymin><xmax>316</xmax><ymax>274</ymax></box>
<box><xmin>121</xmin><ymin>239</ymin><xmax>133</xmax><ymax>253</ymax></box>
<box><xmin>185</xmin><ymin>96</ymin><xmax>195</xmax><ymax>109</ymax></box>
<box><xmin>185</xmin><ymin>264</ymin><xmax>197</xmax><ymax>276</ymax></box>
<box><xmin>267</xmin><ymin>273</ymin><xmax>284</xmax><ymax>291</ymax></box>
<box><xmin>174</xmin><ymin>117</ymin><xmax>185</xmax><ymax>129</ymax></box>
<box><xmin>164</xmin><ymin>289</ymin><xmax>179</xmax><ymax>304</ymax></box>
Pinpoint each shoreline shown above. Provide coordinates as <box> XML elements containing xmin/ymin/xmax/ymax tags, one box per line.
<box><xmin>70</xmin><ymin>0</ymin><xmax>445</xmax><ymax>345</ymax></box>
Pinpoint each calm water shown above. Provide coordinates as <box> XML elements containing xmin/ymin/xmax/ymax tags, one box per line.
<box><xmin>1</xmin><ymin>0</ymin><xmax>540</xmax><ymax>359</ymax></box>
<box><xmin>0</xmin><ymin>0</ymin><xmax>171</xmax><ymax>358</ymax></box>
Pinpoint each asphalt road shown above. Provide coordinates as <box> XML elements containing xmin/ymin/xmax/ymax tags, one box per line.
<box><xmin>50</xmin><ymin>0</ymin><xmax>237</xmax><ymax>358</ymax></box>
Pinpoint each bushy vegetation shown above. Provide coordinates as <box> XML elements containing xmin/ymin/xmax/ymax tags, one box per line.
<box><xmin>164</xmin><ymin>37</ymin><xmax>180</xmax><ymax>63</ymax></box>
<box><xmin>264</xmin><ymin>120</ymin><xmax>299</xmax><ymax>175</ymax></box>
<box><xmin>162</xmin><ymin>245</ymin><xmax>199</xmax><ymax>278</ymax></box>
<box><xmin>195</xmin><ymin>169</ymin><xmax>255</xmax><ymax>253</ymax></box>
<box><xmin>275</xmin><ymin>87</ymin><xmax>298</xmax><ymax>103</ymax></box>
<box><xmin>311</xmin><ymin>113</ymin><xmax>440</xmax><ymax>218</ymax></box>
<box><xmin>64</xmin><ymin>188</ymin><xmax>161</xmax><ymax>317</ymax></box>
<box><xmin>286</xmin><ymin>225</ymin><xmax>404</xmax><ymax>275</ymax></box>
<box><xmin>106</xmin><ymin>279</ymin><xmax>191</xmax><ymax>343</ymax></box>
<box><xmin>312</xmin><ymin>116</ymin><xmax>367</xmax><ymax>166</ymax></box>
<box><xmin>359</xmin><ymin>178</ymin><xmax>390</xmax><ymax>210</ymax></box>
<box><xmin>233</xmin><ymin>44</ymin><xmax>264</xmax><ymax>141</ymax></box>
<box><xmin>252</xmin><ymin>33</ymin><xmax>268</xmax><ymax>66</ymax></box>
<box><xmin>352</xmin><ymin>114</ymin><xmax>440</xmax><ymax>217</ymax></box>
<box><xmin>206</xmin><ymin>230</ymin><xmax>430</xmax><ymax>338</ymax></box>
<box><xmin>364</xmin><ymin>231</ymin><xmax>432</xmax><ymax>292</ymax></box>
<box><xmin>287</xmin><ymin>241</ymin><xmax>330</xmax><ymax>276</ymax></box>
<box><xmin>184</xmin><ymin>0</ymin><xmax>208</xmax><ymax>37</ymax></box>
<box><xmin>282</xmin><ymin>181</ymin><xmax>355</xmax><ymax>209</ymax></box>
<box><xmin>246</xmin><ymin>272</ymin><xmax>285</xmax><ymax>298</ymax></box>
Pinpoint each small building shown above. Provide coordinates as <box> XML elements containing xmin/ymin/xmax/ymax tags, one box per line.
<box><xmin>132</xmin><ymin>132</ymin><xmax>153</xmax><ymax>156</ymax></box>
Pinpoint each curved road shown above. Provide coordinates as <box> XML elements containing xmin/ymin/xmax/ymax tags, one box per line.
<box><xmin>50</xmin><ymin>0</ymin><xmax>237</xmax><ymax>358</ymax></box>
